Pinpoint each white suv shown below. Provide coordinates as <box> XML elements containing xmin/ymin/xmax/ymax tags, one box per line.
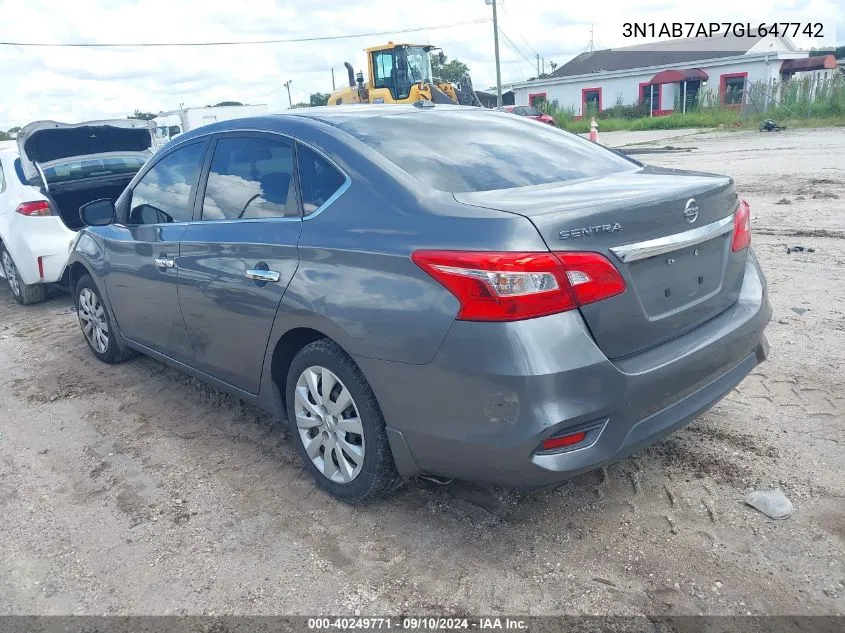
<box><xmin>0</xmin><ymin>119</ymin><xmax>154</xmax><ymax>304</ymax></box>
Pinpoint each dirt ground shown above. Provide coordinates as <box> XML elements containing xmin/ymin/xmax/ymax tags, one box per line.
<box><xmin>0</xmin><ymin>127</ymin><xmax>843</xmax><ymax>617</ymax></box>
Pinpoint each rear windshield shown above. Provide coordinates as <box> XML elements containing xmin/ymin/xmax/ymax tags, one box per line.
<box><xmin>42</xmin><ymin>156</ymin><xmax>147</xmax><ymax>183</ymax></box>
<box><xmin>337</xmin><ymin>110</ymin><xmax>636</xmax><ymax>192</ymax></box>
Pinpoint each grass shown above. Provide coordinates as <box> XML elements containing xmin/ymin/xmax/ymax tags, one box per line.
<box><xmin>556</xmin><ymin>110</ymin><xmax>845</xmax><ymax>134</ymax></box>
<box><xmin>546</xmin><ymin>73</ymin><xmax>845</xmax><ymax>134</ymax></box>
<box><xmin>557</xmin><ymin>109</ymin><xmax>742</xmax><ymax>133</ymax></box>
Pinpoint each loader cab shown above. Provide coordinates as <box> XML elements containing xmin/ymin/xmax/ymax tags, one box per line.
<box><xmin>369</xmin><ymin>44</ymin><xmax>434</xmax><ymax>102</ymax></box>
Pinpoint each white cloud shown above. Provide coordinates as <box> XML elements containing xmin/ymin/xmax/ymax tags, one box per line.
<box><xmin>0</xmin><ymin>0</ymin><xmax>841</xmax><ymax>129</ymax></box>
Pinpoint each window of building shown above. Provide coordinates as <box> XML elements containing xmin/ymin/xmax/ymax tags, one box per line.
<box><xmin>582</xmin><ymin>88</ymin><xmax>602</xmax><ymax>115</ymax></box>
<box><xmin>528</xmin><ymin>93</ymin><xmax>547</xmax><ymax>108</ymax></box>
<box><xmin>721</xmin><ymin>73</ymin><xmax>747</xmax><ymax>105</ymax></box>
<box><xmin>640</xmin><ymin>83</ymin><xmax>660</xmax><ymax>114</ymax></box>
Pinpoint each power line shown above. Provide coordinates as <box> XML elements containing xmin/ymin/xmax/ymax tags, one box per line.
<box><xmin>0</xmin><ymin>18</ymin><xmax>490</xmax><ymax>48</ymax></box>
<box><xmin>498</xmin><ymin>0</ymin><xmax>541</xmax><ymax>58</ymax></box>
<box><xmin>497</xmin><ymin>27</ymin><xmax>537</xmax><ymax>73</ymax></box>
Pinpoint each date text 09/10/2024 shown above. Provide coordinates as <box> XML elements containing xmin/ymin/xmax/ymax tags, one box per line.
<box><xmin>622</xmin><ymin>22</ymin><xmax>825</xmax><ymax>39</ymax></box>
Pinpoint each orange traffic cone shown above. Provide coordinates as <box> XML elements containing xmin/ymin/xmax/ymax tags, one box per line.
<box><xmin>589</xmin><ymin>117</ymin><xmax>599</xmax><ymax>143</ymax></box>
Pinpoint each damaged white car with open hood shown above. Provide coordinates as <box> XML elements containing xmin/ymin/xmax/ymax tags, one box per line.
<box><xmin>0</xmin><ymin>119</ymin><xmax>154</xmax><ymax>304</ymax></box>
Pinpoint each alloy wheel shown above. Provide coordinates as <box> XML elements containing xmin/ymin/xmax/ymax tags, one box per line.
<box><xmin>2</xmin><ymin>251</ymin><xmax>20</xmax><ymax>297</ymax></box>
<box><xmin>77</xmin><ymin>287</ymin><xmax>109</xmax><ymax>354</ymax></box>
<box><xmin>294</xmin><ymin>366</ymin><xmax>365</xmax><ymax>484</ymax></box>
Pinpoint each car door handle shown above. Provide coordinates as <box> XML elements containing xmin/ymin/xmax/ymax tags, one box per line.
<box><xmin>246</xmin><ymin>269</ymin><xmax>281</xmax><ymax>282</ymax></box>
<box><xmin>153</xmin><ymin>257</ymin><xmax>175</xmax><ymax>268</ymax></box>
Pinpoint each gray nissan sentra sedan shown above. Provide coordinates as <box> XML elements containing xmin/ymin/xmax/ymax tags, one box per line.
<box><xmin>67</xmin><ymin>105</ymin><xmax>770</xmax><ymax>502</ymax></box>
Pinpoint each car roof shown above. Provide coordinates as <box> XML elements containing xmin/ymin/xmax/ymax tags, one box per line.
<box><xmin>181</xmin><ymin>104</ymin><xmax>497</xmax><ymax>133</ymax></box>
<box><xmin>168</xmin><ymin>104</ymin><xmax>506</xmax><ymax>148</ymax></box>
<box><xmin>281</xmin><ymin>103</ymin><xmax>485</xmax><ymax>123</ymax></box>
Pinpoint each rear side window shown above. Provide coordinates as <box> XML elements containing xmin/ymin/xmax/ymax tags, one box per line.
<box><xmin>14</xmin><ymin>159</ymin><xmax>27</xmax><ymax>185</ymax></box>
<box><xmin>201</xmin><ymin>136</ymin><xmax>297</xmax><ymax>220</ymax></box>
<box><xmin>297</xmin><ymin>145</ymin><xmax>346</xmax><ymax>215</ymax></box>
<box><xmin>128</xmin><ymin>142</ymin><xmax>206</xmax><ymax>225</ymax></box>
<box><xmin>338</xmin><ymin>110</ymin><xmax>636</xmax><ymax>192</ymax></box>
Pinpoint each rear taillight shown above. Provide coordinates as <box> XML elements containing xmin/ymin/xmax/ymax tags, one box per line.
<box><xmin>732</xmin><ymin>199</ymin><xmax>751</xmax><ymax>252</ymax></box>
<box><xmin>411</xmin><ymin>250</ymin><xmax>626</xmax><ymax>322</ymax></box>
<box><xmin>15</xmin><ymin>201</ymin><xmax>51</xmax><ymax>216</ymax></box>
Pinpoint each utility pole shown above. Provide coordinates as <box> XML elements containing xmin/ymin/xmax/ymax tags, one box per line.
<box><xmin>283</xmin><ymin>80</ymin><xmax>293</xmax><ymax>108</ymax></box>
<box><xmin>331</xmin><ymin>68</ymin><xmax>336</xmax><ymax>91</ymax></box>
<box><xmin>536</xmin><ymin>53</ymin><xmax>540</xmax><ymax>77</ymax></box>
<box><xmin>486</xmin><ymin>0</ymin><xmax>502</xmax><ymax>107</ymax></box>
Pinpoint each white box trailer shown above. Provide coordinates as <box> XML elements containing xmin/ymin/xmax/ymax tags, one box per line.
<box><xmin>152</xmin><ymin>104</ymin><xmax>269</xmax><ymax>148</ymax></box>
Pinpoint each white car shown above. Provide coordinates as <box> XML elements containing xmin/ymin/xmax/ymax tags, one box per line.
<box><xmin>0</xmin><ymin>119</ymin><xmax>154</xmax><ymax>304</ymax></box>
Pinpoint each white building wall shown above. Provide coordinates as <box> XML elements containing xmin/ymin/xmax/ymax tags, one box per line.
<box><xmin>513</xmin><ymin>55</ymin><xmax>794</xmax><ymax>116</ymax></box>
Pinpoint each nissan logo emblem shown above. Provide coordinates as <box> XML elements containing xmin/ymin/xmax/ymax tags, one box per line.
<box><xmin>683</xmin><ymin>198</ymin><xmax>699</xmax><ymax>224</ymax></box>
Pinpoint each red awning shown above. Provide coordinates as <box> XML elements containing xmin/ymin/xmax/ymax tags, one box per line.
<box><xmin>781</xmin><ymin>55</ymin><xmax>837</xmax><ymax>74</ymax></box>
<box><xmin>648</xmin><ymin>68</ymin><xmax>709</xmax><ymax>84</ymax></box>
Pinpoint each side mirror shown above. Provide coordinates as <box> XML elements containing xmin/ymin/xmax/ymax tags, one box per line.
<box><xmin>79</xmin><ymin>199</ymin><xmax>115</xmax><ymax>226</ymax></box>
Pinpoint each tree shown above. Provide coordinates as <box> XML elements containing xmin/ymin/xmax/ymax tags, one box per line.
<box><xmin>809</xmin><ymin>46</ymin><xmax>845</xmax><ymax>59</ymax></box>
<box><xmin>430</xmin><ymin>53</ymin><xmax>470</xmax><ymax>83</ymax></box>
<box><xmin>309</xmin><ymin>92</ymin><xmax>330</xmax><ymax>107</ymax></box>
<box><xmin>128</xmin><ymin>110</ymin><xmax>156</xmax><ymax>120</ymax></box>
<box><xmin>214</xmin><ymin>101</ymin><xmax>244</xmax><ymax>106</ymax></box>
<box><xmin>7</xmin><ymin>126</ymin><xmax>21</xmax><ymax>133</ymax></box>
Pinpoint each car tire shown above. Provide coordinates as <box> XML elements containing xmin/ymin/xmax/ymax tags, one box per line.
<box><xmin>1</xmin><ymin>245</ymin><xmax>47</xmax><ymax>305</ymax></box>
<box><xmin>75</xmin><ymin>274</ymin><xmax>137</xmax><ymax>364</ymax></box>
<box><xmin>286</xmin><ymin>338</ymin><xmax>401</xmax><ymax>503</ymax></box>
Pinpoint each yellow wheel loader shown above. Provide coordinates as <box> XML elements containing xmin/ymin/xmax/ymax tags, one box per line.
<box><xmin>328</xmin><ymin>43</ymin><xmax>482</xmax><ymax>107</ymax></box>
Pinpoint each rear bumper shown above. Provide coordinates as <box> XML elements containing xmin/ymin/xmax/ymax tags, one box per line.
<box><xmin>357</xmin><ymin>250</ymin><xmax>771</xmax><ymax>487</ymax></box>
<box><xmin>3</xmin><ymin>216</ymin><xmax>76</xmax><ymax>285</ymax></box>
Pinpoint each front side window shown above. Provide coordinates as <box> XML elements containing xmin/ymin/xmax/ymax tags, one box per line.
<box><xmin>525</xmin><ymin>107</ymin><xmax>543</xmax><ymax>117</ymax></box>
<box><xmin>0</xmin><ymin>159</ymin><xmax>6</xmax><ymax>192</ymax></box>
<box><xmin>128</xmin><ymin>142</ymin><xmax>206</xmax><ymax>225</ymax></box>
<box><xmin>373</xmin><ymin>50</ymin><xmax>395</xmax><ymax>91</ymax></box>
<box><xmin>202</xmin><ymin>136</ymin><xmax>296</xmax><ymax>221</ymax></box>
<box><xmin>297</xmin><ymin>145</ymin><xmax>346</xmax><ymax>216</ymax></box>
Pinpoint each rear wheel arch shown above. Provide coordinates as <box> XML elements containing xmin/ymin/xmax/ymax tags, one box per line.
<box><xmin>68</xmin><ymin>261</ymin><xmax>92</xmax><ymax>295</ymax></box>
<box><xmin>270</xmin><ymin>327</ymin><xmax>330</xmax><ymax>409</ymax></box>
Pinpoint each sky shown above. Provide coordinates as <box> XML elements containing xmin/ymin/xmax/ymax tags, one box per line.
<box><xmin>0</xmin><ymin>0</ymin><xmax>841</xmax><ymax>130</ymax></box>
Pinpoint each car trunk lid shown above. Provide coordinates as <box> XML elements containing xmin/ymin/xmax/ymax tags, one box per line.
<box><xmin>454</xmin><ymin>166</ymin><xmax>747</xmax><ymax>359</ymax></box>
<box><xmin>17</xmin><ymin>119</ymin><xmax>154</xmax><ymax>185</ymax></box>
